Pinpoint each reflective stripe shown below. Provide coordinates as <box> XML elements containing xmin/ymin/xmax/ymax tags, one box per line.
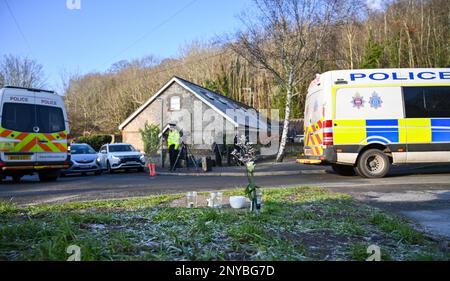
<box><xmin>0</xmin><ymin>127</ymin><xmax>68</xmax><ymax>153</ymax></box>
<box><xmin>304</xmin><ymin>118</ymin><xmax>325</xmax><ymax>156</ymax></box>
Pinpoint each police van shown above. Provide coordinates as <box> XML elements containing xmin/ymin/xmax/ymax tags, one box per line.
<box><xmin>298</xmin><ymin>68</ymin><xmax>450</xmax><ymax>178</ymax></box>
<box><xmin>0</xmin><ymin>86</ymin><xmax>70</xmax><ymax>182</ymax></box>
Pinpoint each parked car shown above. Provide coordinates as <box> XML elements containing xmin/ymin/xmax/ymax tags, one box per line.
<box><xmin>62</xmin><ymin>143</ymin><xmax>102</xmax><ymax>176</ymax></box>
<box><xmin>97</xmin><ymin>143</ymin><xmax>145</xmax><ymax>173</ymax></box>
<box><xmin>294</xmin><ymin>134</ymin><xmax>305</xmax><ymax>145</ymax></box>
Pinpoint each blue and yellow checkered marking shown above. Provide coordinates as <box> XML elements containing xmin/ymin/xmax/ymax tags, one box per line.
<box><xmin>431</xmin><ymin>119</ymin><xmax>450</xmax><ymax>142</ymax></box>
<box><xmin>366</xmin><ymin>119</ymin><xmax>399</xmax><ymax>144</ymax></box>
<box><xmin>333</xmin><ymin>118</ymin><xmax>450</xmax><ymax>145</ymax></box>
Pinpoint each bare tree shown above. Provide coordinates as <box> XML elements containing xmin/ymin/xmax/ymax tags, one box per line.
<box><xmin>229</xmin><ymin>0</ymin><xmax>337</xmax><ymax>162</ymax></box>
<box><xmin>0</xmin><ymin>54</ymin><xmax>46</xmax><ymax>88</ymax></box>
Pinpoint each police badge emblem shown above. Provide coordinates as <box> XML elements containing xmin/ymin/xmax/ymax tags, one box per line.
<box><xmin>369</xmin><ymin>92</ymin><xmax>383</xmax><ymax>109</ymax></box>
<box><xmin>351</xmin><ymin>93</ymin><xmax>364</xmax><ymax>109</ymax></box>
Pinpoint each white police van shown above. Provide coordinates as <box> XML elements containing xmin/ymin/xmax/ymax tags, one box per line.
<box><xmin>0</xmin><ymin>86</ymin><xmax>70</xmax><ymax>182</ymax></box>
<box><xmin>298</xmin><ymin>68</ymin><xmax>450</xmax><ymax>178</ymax></box>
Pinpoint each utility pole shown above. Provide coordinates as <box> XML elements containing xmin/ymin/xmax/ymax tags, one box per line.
<box><xmin>157</xmin><ymin>98</ymin><xmax>164</xmax><ymax>167</ymax></box>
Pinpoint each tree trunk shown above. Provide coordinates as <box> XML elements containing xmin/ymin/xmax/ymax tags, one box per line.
<box><xmin>276</xmin><ymin>80</ymin><xmax>293</xmax><ymax>162</ymax></box>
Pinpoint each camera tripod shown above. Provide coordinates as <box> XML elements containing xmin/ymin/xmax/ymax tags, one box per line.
<box><xmin>170</xmin><ymin>141</ymin><xmax>199</xmax><ymax>172</ymax></box>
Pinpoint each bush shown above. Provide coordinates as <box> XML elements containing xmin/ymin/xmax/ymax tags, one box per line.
<box><xmin>139</xmin><ymin>123</ymin><xmax>160</xmax><ymax>156</ymax></box>
<box><xmin>76</xmin><ymin>135</ymin><xmax>112</xmax><ymax>151</ymax></box>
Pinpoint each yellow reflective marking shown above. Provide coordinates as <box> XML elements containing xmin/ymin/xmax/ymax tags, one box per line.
<box><xmin>14</xmin><ymin>133</ymin><xmax>35</xmax><ymax>152</ymax></box>
<box><xmin>334</xmin><ymin>120</ymin><xmax>367</xmax><ymax>145</ymax></box>
<box><xmin>404</xmin><ymin>118</ymin><xmax>432</xmax><ymax>143</ymax></box>
<box><xmin>398</xmin><ymin>119</ymin><xmax>408</xmax><ymax>143</ymax></box>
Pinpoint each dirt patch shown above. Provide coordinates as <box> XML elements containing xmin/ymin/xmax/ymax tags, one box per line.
<box><xmin>268</xmin><ymin>229</ymin><xmax>353</xmax><ymax>260</ymax></box>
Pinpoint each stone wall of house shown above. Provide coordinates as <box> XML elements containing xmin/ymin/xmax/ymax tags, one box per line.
<box><xmin>122</xmin><ymin>82</ymin><xmax>236</xmax><ymax>153</ymax></box>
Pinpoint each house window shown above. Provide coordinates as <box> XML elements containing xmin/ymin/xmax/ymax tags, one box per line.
<box><xmin>170</xmin><ymin>96</ymin><xmax>181</xmax><ymax>111</ymax></box>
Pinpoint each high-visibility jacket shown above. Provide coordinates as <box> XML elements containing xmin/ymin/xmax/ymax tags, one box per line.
<box><xmin>168</xmin><ymin>130</ymin><xmax>181</xmax><ymax>150</ymax></box>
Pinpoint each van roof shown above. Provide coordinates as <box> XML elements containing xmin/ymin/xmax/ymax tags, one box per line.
<box><xmin>308</xmin><ymin>68</ymin><xmax>450</xmax><ymax>92</ymax></box>
<box><xmin>2</xmin><ymin>86</ymin><xmax>55</xmax><ymax>94</ymax></box>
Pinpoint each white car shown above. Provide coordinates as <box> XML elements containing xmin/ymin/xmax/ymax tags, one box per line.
<box><xmin>97</xmin><ymin>143</ymin><xmax>145</xmax><ymax>173</ymax></box>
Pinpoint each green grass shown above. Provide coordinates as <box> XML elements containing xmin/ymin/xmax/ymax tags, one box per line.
<box><xmin>0</xmin><ymin>187</ymin><xmax>447</xmax><ymax>261</ymax></box>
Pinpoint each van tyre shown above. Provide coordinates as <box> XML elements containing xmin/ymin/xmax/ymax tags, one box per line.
<box><xmin>331</xmin><ymin>164</ymin><xmax>356</xmax><ymax>176</ymax></box>
<box><xmin>356</xmin><ymin>149</ymin><xmax>390</xmax><ymax>178</ymax></box>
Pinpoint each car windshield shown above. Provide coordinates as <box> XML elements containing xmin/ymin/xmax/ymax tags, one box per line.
<box><xmin>109</xmin><ymin>145</ymin><xmax>134</xmax><ymax>152</ymax></box>
<box><xmin>70</xmin><ymin>145</ymin><xmax>96</xmax><ymax>154</ymax></box>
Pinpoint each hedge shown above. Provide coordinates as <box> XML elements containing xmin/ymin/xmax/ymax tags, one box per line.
<box><xmin>76</xmin><ymin>135</ymin><xmax>112</xmax><ymax>151</ymax></box>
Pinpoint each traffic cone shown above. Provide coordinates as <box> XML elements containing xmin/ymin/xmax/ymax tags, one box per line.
<box><xmin>148</xmin><ymin>163</ymin><xmax>156</xmax><ymax>177</ymax></box>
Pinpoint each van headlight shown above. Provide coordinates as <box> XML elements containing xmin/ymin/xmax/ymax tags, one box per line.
<box><xmin>139</xmin><ymin>155</ymin><xmax>145</xmax><ymax>163</ymax></box>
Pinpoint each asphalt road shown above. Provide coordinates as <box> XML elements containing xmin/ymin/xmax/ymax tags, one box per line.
<box><xmin>1</xmin><ymin>164</ymin><xmax>450</xmax><ymax>239</ymax></box>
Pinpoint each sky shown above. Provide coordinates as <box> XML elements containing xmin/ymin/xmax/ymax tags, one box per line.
<box><xmin>0</xmin><ymin>0</ymin><xmax>253</xmax><ymax>90</ymax></box>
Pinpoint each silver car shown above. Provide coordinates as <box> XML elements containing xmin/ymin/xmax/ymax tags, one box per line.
<box><xmin>63</xmin><ymin>143</ymin><xmax>102</xmax><ymax>176</ymax></box>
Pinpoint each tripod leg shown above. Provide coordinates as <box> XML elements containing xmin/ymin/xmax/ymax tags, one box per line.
<box><xmin>171</xmin><ymin>146</ymin><xmax>183</xmax><ymax>171</ymax></box>
<box><xmin>186</xmin><ymin>146</ymin><xmax>198</xmax><ymax>170</ymax></box>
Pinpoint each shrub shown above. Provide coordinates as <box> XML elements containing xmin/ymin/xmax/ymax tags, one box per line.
<box><xmin>139</xmin><ymin>122</ymin><xmax>160</xmax><ymax>156</ymax></box>
<box><xmin>76</xmin><ymin>135</ymin><xmax>112</xmax><ymax>151</ymax></box>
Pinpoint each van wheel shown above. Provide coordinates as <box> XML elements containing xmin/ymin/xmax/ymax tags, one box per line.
<box><xmin>356</xmin><ymin>149</ymin><xmax>390</xmax><ymax>178</ymax></box>
<box><xmin>12</xmin><ymin>175</ymin><xmax>22</xmax><ymax>183</ymax></box>
<box><xmin>38</xmin><ymin>171</ymin><xmax>59</xmax><ymax>182</ymax></box>
<box><xmin>331</xmin><ymin>164</ymin><xmax>356</xmax><ymax>176</ymax></box>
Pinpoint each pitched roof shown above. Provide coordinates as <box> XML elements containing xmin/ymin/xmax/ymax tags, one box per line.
<box><xmin>119</xmin><ymin>76</ymin><xmax>267</xmax><ymax>130</ymax></box>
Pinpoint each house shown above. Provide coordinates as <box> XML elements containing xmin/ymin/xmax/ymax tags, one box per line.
<box><xmin>119</xmin><ymin>76</ymin><xmax>271</xmax><ymax>160</ymax></box>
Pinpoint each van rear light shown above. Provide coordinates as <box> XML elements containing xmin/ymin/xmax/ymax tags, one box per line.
<box><xmin>323</xmin><ymin>120</ymin><xmax>334</xmax><ymax>145</ymax></box>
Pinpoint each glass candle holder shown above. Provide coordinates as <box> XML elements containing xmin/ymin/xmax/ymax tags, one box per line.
<box><xmin>186</xmin><ymin>191</ymin><xmax>197</xmax><ymax>208</ymax></box>
<box><xmin>215</xmin><ymin>192</ymin><xmax>223</xmax><ymax>208</ymax></box>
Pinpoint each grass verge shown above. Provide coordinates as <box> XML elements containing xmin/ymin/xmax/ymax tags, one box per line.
<box><xmin>0</xmin><ymin>187</ymin><xmax>447</xmax><ymax>261</ymax></box>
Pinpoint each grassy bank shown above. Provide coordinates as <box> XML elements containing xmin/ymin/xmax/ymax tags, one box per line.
<box><xmin>0</xmin><ymin>187</ymin><xmax>447</xmax><ymax>261</ymax></box>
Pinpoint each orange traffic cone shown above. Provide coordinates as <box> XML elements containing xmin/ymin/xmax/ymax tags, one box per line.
<box><xmin>148</xmin><ymin>163</ymin><xmax>156</xmax><ymax>177</ymax></box>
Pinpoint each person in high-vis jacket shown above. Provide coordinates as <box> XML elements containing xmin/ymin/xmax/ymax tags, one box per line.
<box><xmin>168</xmin><ymin>127</ymin><xmax>181</xmax><ymax>170</ymax></box>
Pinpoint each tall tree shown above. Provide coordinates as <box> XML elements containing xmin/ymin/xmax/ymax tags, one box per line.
<box><xmin>0</xmin><ymin>55</ymin><xmax>46</xmax><ymax>88</ymax></box>
<box><xmin>229</xmin><ymin>0</ymin><xmax>337</xmax><ymax>162</ymax></box>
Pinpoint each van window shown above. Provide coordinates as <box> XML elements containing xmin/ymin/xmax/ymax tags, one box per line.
<box><xmin>1</xmin><ymin>103</ymin><xmax>35</xmax><ymax>132</ymax></box>
<box><xmin>404</xmin><ymin>86</ymin><xmax>450</xmax><ymax>118</ymax></box>
<box><xmin>1</xmin><ymin>103</ymin><xmax>65</xmax><ymax>133</ymax></box>
<box><xmin>36</xmin><ymin>105</ymin><xmax>65</xmax><ymax>133</ymax></box>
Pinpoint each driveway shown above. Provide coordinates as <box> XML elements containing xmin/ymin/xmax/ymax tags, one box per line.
<box><xmin>1</xmin><ymin>163</ymin><xmax>450</xmax><ymax>239</ymax></box>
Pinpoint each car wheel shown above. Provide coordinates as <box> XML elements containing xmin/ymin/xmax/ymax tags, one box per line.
<box><xmin>38</xmin><ymin>171</ymin><xmax>59</xmax><ymax>182</ymax></box>
<box><xmin>95</xmin><ymin>170</ymin><xmax>102</xmax><ymax>175</ymax></box>
<box><xmin>331</xmin><ymin>164</ymin><xmax>356</xmax><ymax>176</ymax></box>
<box><xmin>356</xmin><ymin>149</ymin><xmax>390</xmax><ymax>178</ymax></box>
<box><xmin>12</xmin><ymin>175</ymin><xmax>22</xmax><ymax>183</ymax></box>
<box><xmin>107</xmin><ymin>161</ymin><xmax>114</xmax><ymax>174</ymax></box>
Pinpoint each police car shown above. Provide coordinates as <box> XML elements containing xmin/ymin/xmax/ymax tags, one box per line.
<box><xmin>298</xmin><ymin>68</ymin><xmax>450</xmax><ymax>178</ymax></box>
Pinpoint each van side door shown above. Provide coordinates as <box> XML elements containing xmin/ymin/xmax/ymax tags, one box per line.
<box><xmin>403</xmin><ymin>86</ymin><xmax>450</xmax><ymax>163</ymax></box>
